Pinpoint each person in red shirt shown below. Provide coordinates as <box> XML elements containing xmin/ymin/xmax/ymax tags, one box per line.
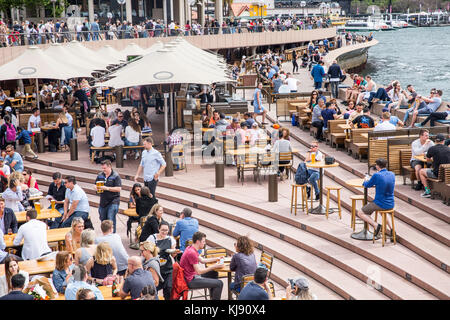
<box><xmin>179</xmin><ymin>231</ymin><xmax>223</xmax><ymax>300</ymax></box>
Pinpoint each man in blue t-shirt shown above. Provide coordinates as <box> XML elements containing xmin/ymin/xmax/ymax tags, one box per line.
<box><xmin>238</xmin><ymin>267</ymin><xmax>273</xmax><ymax>300</ymax></box>
<box><xmin>5</xmin><ymin>145</ymin><xmax>24</xmax><ymax>172</ymax></box>
<box><xmin>356</xmin><ymin>158</ymin><xmax>395</xmax><ymax>238</ymax></box>
<box><xmin>321</xmin><ymin>102</ymin><xmax>339</xmax><ymax>130</ymax></box>
<box><xmin>173</xmin><ymin>207</ymin><xmax>199</xmax><ymax>253</ymax></box>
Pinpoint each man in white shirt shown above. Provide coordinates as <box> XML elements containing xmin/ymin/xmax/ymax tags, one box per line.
<box><xmin>285</xmin><ymin>73</ymin><xmax>300</xmax><ymax>93</ymax></box>
<box><xmin>27</xmin><ymin>108</ymin><xmax>41</xmax><ymax>131</ymax></box>
<box><xmin>373</xmin><ymin>112</ymin><xmax>396</xmax><ymax>134</ymax></box>
<box><xmin>90</xmin><ymin>120</ymin><xmax>105</xmax><ymax>159</ymax></box>
<box><xmin>13</xmin><ymin>209</ymin><xmax>51</xmax><ymax>260</ymax></box>
<box><xmin>410</xmin><ymin>129</ymin><xmax>434</xmax><ymax>191</ymax></box>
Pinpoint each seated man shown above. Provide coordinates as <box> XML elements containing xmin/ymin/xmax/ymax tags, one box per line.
<box><xmin>311</xmin><ymin>99</ymin><xmax>325</xmax><ymax>141</ymax></box>
<box><xmin>410</xmin><ymin>129</ymin><xmax>434</xmax><ymax>191</ymax></box>
<box><xmin>238</xmin><ymin>266</ymin><xmax>273</xmax><ymax>300</ymax></box>
<box><xmin>305</xmin><ymin>142</ymin><xmax>322</xmax><ymax>201</ymax></box>
<box><xmin>4</xmin><ymin>145</ymin><xmax>24</xmax><ymax>173</ymax></box>
<box><xmin>13</xmin><ymin>209</ymin><xmax>51</xmax><ymax>260</ymax></box>
<box><xmin>172</xmin><ymin>208</ymin><xmax>199</xmax><ymax>254</ymax></box>
<box><xmin>415</xmin><ymin>104</ymin><xmax>450</xmax><ymax>127</ymax></box>
<box><xmin>118</xmin><ymin>256</ymin><xmax>157</xmax><ymax>300</ymax></box>
<box><xmin>321</xmin><ymin>101</ymin><xmax>339</xmax><ymax>131</ymax></box>
<box><xmin>179</xmin><ymin>231</ymin><xmax>223</xmax><ymax>300</ymax></box>
<box><xmin>373</xmin><ymin>112</ymin><xmax>396</xmax><ymax>133</ymax></box>
<box><xmin>351</xmin><ymin>107</ymin><xmax>375</xmax><ymax>129</ymax></box>
<box><xmin>47</xmin><ymin>172</ymin><xmax>67</xmax><ymax>216</ymax></box>
<box><xmin>356</xmin><ymin>158</ymin><xmax>395</xmax><ymax>238</ymax></box>
<box><xmin>58</xmin><ymin>176</ymin><xmax>90</xmax><ymax>228</ymax></box>
<box><xmin>64</xmin><ymin>265</ymin><xmax>104</xmax><ymax>300</ymax></box>
<box><xmin>405</xmin><ymin>89</ymin><xmax>442</xmax><ymax>127</ymax></box>
<box><xmin>418</xmin><ymin>134</ymin><xmax>450</xmax><ymax>198</ymax></box>
<box><xmin>0</xmin><ymin>274</ymin><xmax>33</xmax><ymax>300</ymax></box>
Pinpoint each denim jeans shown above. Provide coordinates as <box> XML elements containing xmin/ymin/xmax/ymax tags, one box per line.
<box><xmin>144</xmin><ymin>180</ymin><xmax>158</xmax><ymax>199</ymax></box>
<box><xmin>403</xmin><ymin>106</ymin><xmax>416</xmax><ymax>123</ymax></box>
<box><xmin>187</xmin><ymin>271</ymin><xmax>223</xmax><ymax>300</ymax></box>
<box><xmin>99</xmin><ymin>203</ymin><xmax>120</xmax><ymax>233</ymax></box>
<box><xmin>314</xmin><ymin>81</ymin><xmax>322</xmax><ymax>90</ymax></box>
<box><xmin>63</xmin><ymin>125</ymin><xmax>73</xmax><ymax>146</ymax></box>
<box><xmin>330</xmin><ymin>81</ymin><xmax>339</xmax><ymax>98</ymax></box>
<box><xmin>307</xmin><ymin>169</ymin><xmax>320</xmax><ymax>196</ymax></box>
<box><xmin>54</xmin><ymin>211</ymin><xmax>89</xmax><ymax>229</ymax></box>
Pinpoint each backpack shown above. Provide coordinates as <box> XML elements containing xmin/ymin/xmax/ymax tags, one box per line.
<box><xmin>6</xmin><ymin>124</ymin><xmax>16</xmax><ymax>143</ymax></box>
<box><xmin>295</xmin><ymin>162</ymin><xmax>310</xmax><ymax>185</ymax></box>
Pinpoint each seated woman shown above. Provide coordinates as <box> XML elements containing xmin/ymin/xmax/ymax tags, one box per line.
<box><xmin>2</xmin><ymin>178</ymin><xmax>24</xmax><ymax>212</ymax></box>
<box><xmin>0</xmin><ymin>256</ymin><xmax>29</xmax><ymax>298</ymax></box>
<box><xmin>53</xmin><ymin>112</ymin><xmax>69</xmax><ymax>151</ymax></box>
<box><xmin>22</xmin><ymin>169</ymin><xmax>39</xmax><ymax>190</ymax></box>
<box><xmin>139</xmin><ymin>241</ymin><xmax>163</xmax><ymax>288</ymax></box>
<box><xmin>52</xmin><ymin>251</ymin><xmax>74</xmax><ymax>294</ymax></box>
<box><xmin>139</xmin><ymin>204</ymin><xmax>166</xmax><ymax>243</ymax></box>
<box><xmin>124</xmin><ymin>118</ymin><xmax>141</xmax><ymax>160</ymax></box>
<box><xmin>138</xmin><ymin>111</ymin><xmax>152</xmax><ymax>133</ymax></box>
<box><xmin>229</xmin><ymin>236</ymin><xmax>257</xmax><ymax>293</ymax></box>
<box><xmin>85</xmin><ymin>242</ymin><xmax>118</xmax><ymax>286</ymax></box>
<box><xmin>74</xmin><ymin>229</ymin><xmax>97</xmax><ymax>266</ymax></box>
<box><xmin>107</xmin><ymin>119</ymin><xmax>124</xmax><ymax>148</ymax></box>
<box><xmin>65</xmin><ymin>217</ymin><xmax>84</xmax><ymax>254</ymax></box>
<box><xmin>341</xmin><ymin>100</ymin><xmax>355</xmax><ymax>119</ymax></box>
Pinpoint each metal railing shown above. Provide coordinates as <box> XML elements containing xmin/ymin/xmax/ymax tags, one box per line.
<box><xmin>0</xmin><ymin>22</ymin><xmax>333</xmax><ymax>48</ymax></box>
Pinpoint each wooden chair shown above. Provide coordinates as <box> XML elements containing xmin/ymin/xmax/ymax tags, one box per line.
<box><xmin>278</xmin><ymin>152</ymin><xmax>293</xmax><ymax>179</ymax></box>
<box><xmin>236</xmin><ymin>149</ymin><xmax>259</xmax><ymax>184</ymax></box>
<box><xmin>260</xmin><ymin>251</ymin><xmax>274</xmax><ymax>278</ymax></box>
<box><xmin>291</xmin><ymin>184</ymin><xmax>309</xmax><ymax>215</ymax></box>
<box><xmin>325</xmin><ymin>185</ymin><xmax>342</xmax><ymax>220</ymax></box>
<box><xmin>258</xmin><ymin>151</ymin><xmax>275</xmax><ymax>182</ymax></box>
<box><xmin>350</xmin><ymin>194</ymin><xmax>365</xmax><ymax>231</ymax></box>
<box><xmin>171</xmin><ymin>144</ymin><xmax>187</xmax><ymax>172</ymax></box>
<box><xmin>400</xmin><ymin>149</ymin><xmax>416</xmax><ymax>187</ymax></box>
<box><xmin>373</xmin><ymin>209</ymin><xmax>396</xmax><ymax>247</ymax></box>
<box><xmin>204</xmin><ymin>247</ymin><xmax>227</xmax><ymax>278</ymax></box>
<box><xmin>267</xmin><ymin>281</ymin><xmax>276</xmax><ymax>298</ymax></box>
<box><xmin>329</xmin><ymin>119</ymin><xmax>347</xmax><ymax>149</ymax></box>
<box><xmin>349</xmin><ymin>128</ymin><xmax>373</xmax><ymax>160</ymax></box>
<box><xmin>231</xmin><ymin>273</ymin><xmax>255</xmax><ymax>299</ymax></box>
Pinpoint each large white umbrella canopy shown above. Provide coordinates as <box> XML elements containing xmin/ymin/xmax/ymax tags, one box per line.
<box><xmin>66</xmin><ymin>41</ymin><xmax>113</xmax><ymax>69</ymax></box>
<box><xmin>96</xmin><ymin>45</ymin><xmax>125</xmax><ymax>64</ymax></box>
<box><xmin>143</xmin><ymin>41</ymin><xmax>164</xmax><ymax>55</ymax></box>
<box><xmin>44</xmin><ymin>43</ymin><xmax>98</xmax><ymax>77</ymax></box>
<box><xmin>120</xmin><ymin>43</ymin><xmax>146</xmax><ymax>60</ymax></box>
<box><xmin>173</xmin><ymin>38</ymin><xmax>227</xmax><ymax>65</ymax></box>
<box><xmin>101</xmin><ymin>47</ymin><xmax>232</xmax><ymax>89</ymax></box>
<box><xmin>0</xmin><ymin>46</ymin><xmax>89</xmax><ymax>80</ymax></box>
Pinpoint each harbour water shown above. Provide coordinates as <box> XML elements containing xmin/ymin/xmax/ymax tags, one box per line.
<box><xmin>360</xmin><ymin>26</ymin><xmax>450</xmax><ymax>100</ymax></box>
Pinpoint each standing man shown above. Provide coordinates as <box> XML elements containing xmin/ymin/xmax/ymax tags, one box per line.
<box><xmin>60</xmin><ymin>176</ymin><xmax>90</xmax><ymax>228</ymax></box>
<box><xmin>95</xmin><ymin>160</ymin><xmax>121</xmax><ymax>233</ymax></box>
<box><xmin>173</xmin><ymin>208</ymin><xmax>199</xmax><ymax>254</ymax></box>
<box><xmin>418</xmin><ymin>134</ymin><xmax>450</xmax><ymax>198</ymax></box>
<box><xmin>292</xmin><ymin>49</ymin><xmax>299</xmax><ymax>74</ymax></box>
<box><xmin>410</xmin><ymin>129</ymin><xmax>435</xmax><ymax>191</ymax></box>
<box><xmin>327</xmin><ymin>60</ymin><xmax>343</xmax><ymax>99</ymax></box>
<box><xmin>310</xmin><ymin>60</ymin><xmax>326</xmax><ymax>90</ymax></box>
<box><xmin>179</xmin><ymin>231</ymin><xmax>224</xmax><ymax>300</ymax></box>
<box><xmin>356</xmin><ymin>158</ymin><xmax>395</xmax><ymax>238</ymax></box>
<box><xmin>134</xmin><ymin>137</ymin><xmax>166</xmax><ymax>199</ymax></box>
<box><xmin>13</xmin><ymin>209</ymin><xmax>52</xmax><ymax>260</ymax></box>
<box><xmin>253</xmin><ymin>82</ymin><xmax>268</xmax><ymax>124</ymax></box>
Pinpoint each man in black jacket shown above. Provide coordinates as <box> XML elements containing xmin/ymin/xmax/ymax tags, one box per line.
<box><xmin>0</xmin><ymin>274</ymin><xmax>33</xmax><ymax>300</ymax></box>
<box><xmin>0</xmin><ymin>198</ymin><xmax>18</xmax><ymax>234</ymax></box>
<box><xmin>327</xmin><ymin>60</ymin><xmax>343</xmax><ymax>99</ymax></box>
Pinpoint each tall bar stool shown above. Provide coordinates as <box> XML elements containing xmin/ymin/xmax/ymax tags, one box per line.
<box><xmin>373</xmin><ymin>209</ymin><xmax>396</xmax><ymax>247</ymax></box>
<box><xmin>291</xmin><ymin>184</ymin><xmax>309</xmax><ymax>216</ymax></box>
<box><xmin>325</xmin><ymin>185</ymin><xmax>342</xmax><ymax>219</ymax></box>
<box><xmin>350</xmin><ymin>194</ymin><xmax>365</xmax><ymax>231</ymax></box>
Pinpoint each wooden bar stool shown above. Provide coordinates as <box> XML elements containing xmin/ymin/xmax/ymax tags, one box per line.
<box><xmin>373</xmin><ymin>209</ymin><xmax>396</xmax><ymax>246</ymax></box>
<box><xmin>290</xmin><ymin>184</ymin><xmax>309</xmax><ymax>216</ymax></box>
<box><xmin>325</xmin><ymin>185</ymin><xmax>342</xmax><ymax>220</ymax></box>
<box><xmin>350</xmin><ymin>194</ymin><xmax>365</xmax><ymax>231</ymax></box>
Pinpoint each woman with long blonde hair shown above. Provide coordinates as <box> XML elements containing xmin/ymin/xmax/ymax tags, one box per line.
<box><xmin>85</xmin><ymin>242</ymin><xmax>117</xmax><ymax>285</ymax></box>
<box><xmin>64</xmin><ymin>217</ymin><xmax>84</xmax><ymax>254</ymax></box>
<box><xmin>138</xmin><ymin>204</ymin><xmax>166</xmax><ymax>242</ymax></box>
<box><xmin>139</xmin><ymin>241</ymin><xmax>162</xmax><ymax>287</ymax></box>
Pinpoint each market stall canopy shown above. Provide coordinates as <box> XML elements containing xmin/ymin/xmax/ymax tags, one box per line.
<box><xmin>96</xmin><ymin>45</ymin><xmax>126</xmax><ymax>64</ymax></box>
<box><xmin>44</xmin><ymin>43</ymin><xmax>98</xmax><ymax>77</ymax></box>
<box><xmin>66</xmin><ymin>41</ymin><xmax>114</xmax><ymax>69</ymax></box>
<box><xmin>120</xmin><ymin>43</ymin><xmax>146</xmax><ymax>60</ymax></box>
<box><xmin>100</xmin><ymin>46</ymin><xmax>233</xmax><ymax>89</ymax></box>
<box><xmin>0</xmin><ymin>46</ymin><xmax>91</xmax><ymax>81</ymax></box>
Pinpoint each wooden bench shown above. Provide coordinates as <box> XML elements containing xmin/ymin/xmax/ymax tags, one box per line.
<box><xmin>400</xmin><ymin>149</ymin><xmax>416</xmax><ymax>187</ymax></box>
<box><xmin>428</xmin><ymin>164</ymin><xmax>450</xmax><ymax>204</ymax></box>
<box><xmin>327</xmin><ymin>119</ymin><xmax>346</xmax><ymax>148</ymax></box>
<box><xmin>349</xmin><ymin>128</ymin><xmax>373</xmax><ymax>160</ymax></box>
<box><xmin>90</xmin><ymin>145</ymin><xmax>145</xmax><ymax>163</ymax></box>
<box><xmin>387</xmin><ymin>138</ymin><xmax>416</xmax><ymax>175</ymax></box>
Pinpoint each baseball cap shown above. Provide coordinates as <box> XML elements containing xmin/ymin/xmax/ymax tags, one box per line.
<box><xmin>4</xmin><ymin>106</ymin><xmax>12</xmax><ymax>112</ymax></box>
<box><xmin>435</xmin><ymin>133</ymin><xmax>446</xmax><ymax>142</ymax></box>
<box><xmin>232</xmin><ymin>118</ymin><xmax>239</xmax><ymax>123</ymax></box>
<box><xmin>294</xmin><ymin>277</ymin><xmax>309</xmax><ymax>290</ymax></box>
<box><xmin>382</xmin><ymin>107</ymin><xmax>389</xmax><ymax>112</ymax></box>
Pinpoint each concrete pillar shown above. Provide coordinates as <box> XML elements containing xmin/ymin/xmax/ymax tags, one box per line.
<box><xmin>176</xmin><ymin>0</ymin><xmax>185</xmax><ymax>26</ymax></box>
<box><xmin>126</xmin><ymin>0</ymin><xmax>132</xmax><ymax>22</ymax></box>
<box><xmin>185</xmin><ymin>0</ymin><xmax>190</xmax><ymax>24</ymax></box>
<box><xmin>215</xmin><ymin>0</ymin><xmax>223</xmax><ymax>32</ymax></box>
<box><xmin>163</xmin><ymin>0</ymin><xmax>168</xmax><ymax>25</ymax></box>
<box><xmin>197</xmin><ymin>1</ymin><xmax>205</xmax><ymax>26</ymax></box>
<box><xmin>88</xmin><ymin>0</ymin><xmax>95</xmax><ymax>22</ymax></box>
<box><xmin>170</xmin><ymin>0</ymin><xmax>174</xmax><ymax>22</ymax></box>
<box><xmin>251</xmin><ymin>46</ymin><xmax>257</xmax><ymax>56</ymax></box>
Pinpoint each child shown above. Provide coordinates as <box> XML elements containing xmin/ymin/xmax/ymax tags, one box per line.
<box><xmin>15</xmin><ymin>127</ymin><xmax>38</xmax><ymax>159</ymax></box>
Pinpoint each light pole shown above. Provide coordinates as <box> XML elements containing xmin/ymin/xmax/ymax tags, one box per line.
<box><xmin>300</xmin><ymin>1</ymin><xmax>306</xmax><ymax>18</ymax></box>
<box><xmin>117</xmin><ymin>0</ymin><xmax>126</xmax><ymax>22</ymax></box>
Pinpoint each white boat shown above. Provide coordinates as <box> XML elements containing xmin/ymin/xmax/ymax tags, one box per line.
<box><xmin>337</xmin><ymin>19</ymin><xmax>381</xmax><ymax>32</ymax></box>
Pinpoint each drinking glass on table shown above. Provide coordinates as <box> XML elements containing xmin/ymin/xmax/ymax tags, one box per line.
<box><xmin>34</xmin><ymin>202</ymin><xmax>41</xmax><ymax>214</ymax></box>
<box><xmin>51</xmin><ymin>199</ymin><xmax>56</xmax><ymax>210</ymax></box>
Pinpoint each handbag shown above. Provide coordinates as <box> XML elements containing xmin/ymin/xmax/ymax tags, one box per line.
<box><xmin>325</xmin><ymin>156</ymin><xmax>335</xmax><ymax>165</ymax></box>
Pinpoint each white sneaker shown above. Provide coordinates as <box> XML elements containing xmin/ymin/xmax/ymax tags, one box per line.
<box><xmin>123</xmin><ymin>154</ymin><xmax>127</xmax><ymax>160</ymax></box>
<box><xmin>134</xmin><ymin>152</ymin><xmax>140</xmax><ymax>160</ymax></box>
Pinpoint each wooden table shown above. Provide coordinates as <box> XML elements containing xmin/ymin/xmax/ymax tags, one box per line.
<box><xmin>413</xmin><ymin>155</ymin><xmax>432</xmax><ymax>168</ymax></box>
<box><xmin>305</xmin><ymin>161</ymin><xmax>340</xmax><ymax>215</ymax></box>
<box><xmin>345</xmin><ymin>178</ymin><xmax>378</xmax><ymax>241</ymax></box>
<box><xmin>4</xmin><ymin>227</ymin><xmax>71</xmax><ymax>248</ymax></box>
<box><xmin>338</xmin><ymin>123</ymin><xmax>352</xmax><ymax>139</ymax></box>
<box><xmin>29</xmin><ymin>195</ymin><xmax>44</xmax><ymax>202</ymax></box>
<box><xmin>15</xmin><ymin>208</ymin><xmax>61</xmax><ymax>223</ymax></box>
<box><xmin>0</xmin><ymin>259</ymin><xmax>55</xmax><ymax>277</ymax></box>
<box><xmin>122</xmin><ymin>208</ymin><xmax>139</xmax><ymax>217</ymax></box>
<box><xmin>54</xmin><ymin>285</ymin><xmax>124</xmax><ymax>300</ymax></box>
<box><xmin>215</xmin><ymin>257</ymin><xmax>233</xmax><ymax>300</ymax></box>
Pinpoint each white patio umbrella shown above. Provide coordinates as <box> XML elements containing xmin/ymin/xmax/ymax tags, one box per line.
<box><xmin>66</xmin><ymin>41</ymin><xmax>113</xmax><ymax>70</ymax></box>
<box><xmin>120</xmin><ymin>43</ymin><xmax>146</xmax><ymax>60</ymax></box>
<box><xmin>0</xmin><ymin>46</ymin><xmax>95</xmax><ymax>107</ymax></box>
<box><xmin>143</xmin><ymin>41</ymin><xmax>164</xmax><ymax>55</ymax></box>
<box><xmin>44</xmin><ymin>43</ymin><xmax>98</xmax><ymax>77</ymax></box>
<box><xmin>96</xmin><ymin>45</ymin><xmax>126</xmax><ymax>64</ymax></box>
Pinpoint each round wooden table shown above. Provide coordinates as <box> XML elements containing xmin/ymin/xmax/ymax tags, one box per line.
<box><xmin>305</xmin><ymin>161</ymin><xmax>340</xmax><ymax>215</ymax></box>
<box><xmin>345</xmin><ymin>178</ymin><xmax>379</xmax><ymax>241</ymax></box>
<box><xmin>215</xmin><ymin>257</ymin><xmax>233</xmax><ymax>300</ymax></box>
<box><xmin>413</xmin><ymin>155</ymin><xmax>432</xmax><ymax>168</ymax></box>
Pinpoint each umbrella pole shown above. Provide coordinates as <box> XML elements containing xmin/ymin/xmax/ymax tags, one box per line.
<box><xmin>170</xmin><ymin>92</ymin><xmax>174</xmax><ymax>130</ymax></box>
<box><xmin>35</xmin><ymin>78</ymin><xmax>40</xmax><ymax>109</ymax></box>
<box><xmin>164</xmin><ymin>94</ymin><xmax>168</xmax><ymax>139</ymax></box>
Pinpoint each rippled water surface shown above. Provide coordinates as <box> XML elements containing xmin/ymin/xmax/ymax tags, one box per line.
<box><xmin>361</xmin><ymin>27</ymin><xmax>450</xmax><ymax>100</ymax></box>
